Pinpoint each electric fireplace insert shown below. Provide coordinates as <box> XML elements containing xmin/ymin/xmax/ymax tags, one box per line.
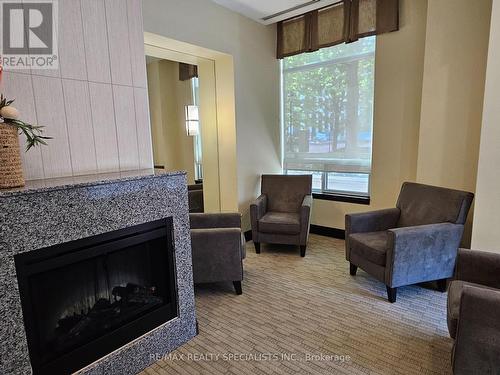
<box><xmin>15</xmin><ymin>218</ymin><xmax>178</xmax><ymax>375</ymax></box>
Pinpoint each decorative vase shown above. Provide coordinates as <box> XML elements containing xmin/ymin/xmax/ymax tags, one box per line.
<box><xmin>0</xmin><ymin>123</ymin><xmax>25</xmax><ymax>188</ymax></box>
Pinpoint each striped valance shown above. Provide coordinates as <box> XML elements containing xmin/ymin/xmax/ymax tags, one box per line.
<box><xmin>277</xmin><ymin>0</ymin><xmax>399</xmax><ymax>59</ymax></box>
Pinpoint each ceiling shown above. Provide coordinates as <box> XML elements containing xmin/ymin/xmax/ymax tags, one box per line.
<box><xmin>211</xmin><ymin>0</ymin><xmax>338</xmax><ymax>25</ymax></box>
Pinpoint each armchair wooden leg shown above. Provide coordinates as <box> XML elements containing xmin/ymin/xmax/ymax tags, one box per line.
<box><xmin>437</xmin><ymin>279</ymin><xmax>448</xmax><ymax>292</ymax></box>
<box><xmin>233</xmin><ymin>281</ymin><xmax>242</xmax><ymax>295</ymax></box>
<box><xmin>254</xmin><ymin>242</ymin><xmax>261</xmax><ymax>254</ymax></box>
<box><xmin>386</xmin><ymin>286</ymin><xmax>397</xmax><ymax>303</ymax></box>
<box><xmin>300</xmin><ymin>245</ymin><xmax>306</xmax><ymax>257</ymax></box>
<box><xmin>349</xmin><ymin>263</ymin><xmax>358</xmax><ymax>276</ymax></box>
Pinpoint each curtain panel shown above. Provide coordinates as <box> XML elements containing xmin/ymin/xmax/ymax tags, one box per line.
<box><xmin>179</xmin><ymin>63</ymin><xmax>198</xmax><ymax>81</ymax></box>
<box><xmin>277</xmin><ymin>0</ymin><xmax>399</xmax><ymax>59</ymax></box>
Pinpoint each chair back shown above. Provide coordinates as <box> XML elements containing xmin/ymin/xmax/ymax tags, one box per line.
<box><xmin>261</xmin><ymin>174</ymin><xmax>312</xmax><ymax>213</ymax></box>
<box><xmin>396</xmin><ymin>182</ymin><xmax>474</xmax><ymax>227</ymax></box>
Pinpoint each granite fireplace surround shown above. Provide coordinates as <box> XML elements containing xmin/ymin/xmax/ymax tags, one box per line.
<box><xmin>0</xmin><ymin>170</ymin><xmax>197</xmax><ymax>375</ymax></box>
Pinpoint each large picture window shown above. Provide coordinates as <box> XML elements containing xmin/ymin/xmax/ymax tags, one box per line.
<box><xmin>281</xmin><ymin>37</ymin><xmax>376</xmax><ymax>197</ymax></box>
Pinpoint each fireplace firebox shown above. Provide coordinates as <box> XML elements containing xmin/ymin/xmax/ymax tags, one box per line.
<box><xmin>14</xmin><ymin>218</ymin><xmax>178</xmax><ymax>375</ymax></box>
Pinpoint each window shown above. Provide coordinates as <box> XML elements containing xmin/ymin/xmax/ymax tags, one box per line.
<box><xmin>281</xmin><ymin>37</ymin><xmax>376</xmax><ymax>198</ymax></box>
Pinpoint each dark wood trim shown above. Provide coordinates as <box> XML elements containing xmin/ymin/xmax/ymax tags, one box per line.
<box><xmin>313</xmin><ymin>192</ymin><xmax>370</xmax><ymax>205</ymax></box>
<box><xmin>350</xmin><ymin>263</ymin><xmax>358</xmax><ymax>276</ymax></box>
<box><xmin>437</xmin><ymin>279</ymin><xmax>448</xmax><ymax>292</ymax></box>
<box><xmin>254</xmin><ymin>242</ymin><xmax>261</xmax><ymax>254</ymax></box>
<box><xmin>310</xmin><ymin>224</ymin><xmax>345</xmax><ymax>239</ymax></box>
<box><xmin>245</xmin><ymin>226</ymin><xmax>345</xmax><ymax>242</ymax></box>
<box><xmin>233</xmin><ymin>281</ymin><xmax>243</xmax><ymax>295</ymax></box>
<box><xmin>386</xmin><ymin>286</ymin><xmax>397</xmax><ymax>303</ymax></box>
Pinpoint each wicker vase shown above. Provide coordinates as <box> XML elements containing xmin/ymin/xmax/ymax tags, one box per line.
<box><xmin>0</xmin><ymin>123</ymin><xmax>25</xmax><ymax>188</ymax></box>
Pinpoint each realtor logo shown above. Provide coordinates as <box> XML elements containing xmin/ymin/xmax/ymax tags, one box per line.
<box><xmin>0</xmin><ymin>0</ymin><xmax>58</xmax><ymax>69</ymax></box>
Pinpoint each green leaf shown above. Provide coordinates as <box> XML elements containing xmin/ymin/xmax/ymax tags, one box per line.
<box><xmin>4</xmin><ymin>117</ymin><xmax>52</xmax><ymax>151</ymax></box>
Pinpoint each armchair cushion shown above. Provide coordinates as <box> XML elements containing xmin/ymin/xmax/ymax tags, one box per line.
<box><xmin>396</xmin><ymin>182</ymin><xmax>474</xmax><ymax>227</ymax></box>
<box><xmin>261</xmin><ymin>174</ymin><xmax>312</xmax><ymax>213</ymax></box>
<box><xmin>349</xmin><ymin>231</ymin><xmax>389</xmax><ymax>266</ymax></box>
<box><xmin>259</xmin><ymin>212</ymin><xmax>300</xmax><ymax>235</ymax></box>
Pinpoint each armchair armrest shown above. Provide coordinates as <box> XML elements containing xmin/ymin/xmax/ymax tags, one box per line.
<box><xmin>385</xmin><ymin>223</ymin><xmax>463</xmax><ymax>287</ymax></box>
<box><xmin>250</xmin><ymin>194</ymin><xmax>267</xmax><ymax>242</ymax></box>
<box><xmin>250</xmin><ymin>194</ymin><xmax>267</xmax><ymax>220</ymax></box>
<box><xmin>189</xmin><ymin>213</ymin><xmax>241</xmax><ymax>229</ymax></box>
<box><xmin>453</xmin><ymin>286</ymin><xmax>500</xmax><ymax>375</ymax></box>
<box><xmin>300</xmin><ymin>195</ymin><xmax>313</xmax><ymax>245</ymax></box>
<box><xmin>455</xmin><ymin>248</ymin><xmax>500</xmax><ymax>289</ymax></box>
<box><xmin>345</xmin><ymin>208</ymin><xmax>400</xmax><ymax>236</ymax></box>
<box><xmin>191</xmin><ymin>228</ymin><xmax>244</xmax><ymax>284</ymax></box>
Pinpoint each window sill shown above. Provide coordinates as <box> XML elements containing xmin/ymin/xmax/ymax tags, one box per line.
<box><xmin>312</xmin><ymin>192</ymin><xmax>370</xmax><ymax>205</ymax></box>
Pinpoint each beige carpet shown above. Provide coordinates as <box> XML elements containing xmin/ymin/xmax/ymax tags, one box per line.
<box><xmin>142</xmin><ymin>234</ymin><xmax>453</xmax><ymax>375</ymax></box>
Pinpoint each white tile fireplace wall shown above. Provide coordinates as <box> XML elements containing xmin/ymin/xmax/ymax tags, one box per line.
<box><xmin>2</xmin><ymin>0</ymin><xmax>153</xmax><ymax>180</ymax></box>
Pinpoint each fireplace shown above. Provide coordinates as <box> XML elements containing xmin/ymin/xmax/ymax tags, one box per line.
<box><xmin>14</xmin><ymin>217</ymin><xmax>178</xmax><ymax>375</ymax></box>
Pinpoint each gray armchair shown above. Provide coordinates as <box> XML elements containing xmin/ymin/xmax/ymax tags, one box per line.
<box><xmin>250</xmin><ymin>174</ymin><xmax>312</xmax><ymax>257</ymax></box>
<box><xmin>346</xmin><ymin>182</ymin><xmax>474</xmax><ymax>302</ymax></box>
<box><xmin>190</xmin><ymin>213</ymin><xmax>245</xmax><ymax>294</ymax></box>
<box><xmin>188</xmin><ymin>184</ymin><xmax>204</xmax><ymax>213</ymax></box>
<box><xmin>447</xmin><ymin>249</ymin><xmax>500</xmax><ymax>374</ymax></box>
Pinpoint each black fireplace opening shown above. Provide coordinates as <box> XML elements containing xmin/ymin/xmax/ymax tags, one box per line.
<box><xmin>15</xmin><ymin>218</ymin><xmax>178</xmax><ymax>375</ymax></box>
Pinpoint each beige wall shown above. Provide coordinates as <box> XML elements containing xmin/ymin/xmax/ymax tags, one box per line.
<box><xmin>146</xmin><ymin>60</ymin><xmax>196</xmax><ymax>184</ymax></box>
<box><xmin>472</xmin><ymin>0</ymin><xmax>500</xmax><ymax>253</ymax></box>
<box><xmin>416</xmin><ymin>0</ymin><xmax>491</xmax><ymax>245</ymax></box>
<box><xmin>143</xmin><ymin>0</ymin><xmax>281</xmax><ymax>228</ymax></box>
<box><xmin>312</xmin><ymin>0</ymin><xmax>492</xmax><ymax>237</ymax></box>
<box><xmin>142</xmin><ymin>0</ymin><xmax>492</xmax><ymax>235</ymax></box>
<box><xmin>311</xmin><ymin>0</ymin><xmax>428</xmax><ymax>229</ymax></box>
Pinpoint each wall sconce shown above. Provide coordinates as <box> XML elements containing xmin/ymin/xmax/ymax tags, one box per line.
<box><xmin>185</xmin><ymin>105</ymin><xmax>200</xmax><ymax>136</ymax></box>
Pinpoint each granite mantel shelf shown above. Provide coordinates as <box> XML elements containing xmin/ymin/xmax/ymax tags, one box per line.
<box><xmin>0</xmin><ymin>169</ymin><xmax>196</xmax><ymax>375</ymax></box>
<box><xmin>0</xmin><ymin>169</ymin><xmax>184</xmax><ymax>197</ymax></box>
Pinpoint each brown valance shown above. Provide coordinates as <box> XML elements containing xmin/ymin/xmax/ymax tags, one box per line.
<box><xmin>179</xmin><ymin>63</ymin><xmax>198</xmax><ymax>81</ymax></box>
<box><xmin>277</xmin><ymin>0</ymin><xmax>399</xmax><ymax>59</ymax></box>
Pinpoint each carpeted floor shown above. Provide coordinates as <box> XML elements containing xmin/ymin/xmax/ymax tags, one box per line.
<box><xmin>142</xmin><ymin>234</ymin><xmax>453</xmax><ymax>375</ymax></box>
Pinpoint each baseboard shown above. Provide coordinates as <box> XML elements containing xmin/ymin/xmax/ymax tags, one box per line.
<box><xmin>309</xmin><ymin>224</ymin><xmax>345</xmax><ymax>239</ymax></box>
<box><xmin>244</xmin><ymin>226</ymin><xmax>345</xmax><ymax>241</ymax></box>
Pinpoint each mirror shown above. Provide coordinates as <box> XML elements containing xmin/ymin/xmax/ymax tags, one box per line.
<box><xmin>144</xmin><ymin>33</ymin><xmax>239</xmax><ymax>214</ymax></box>
<box><xmin>145</xmin><ymin>56</ymin><xmax>207</xmax><ymax>213</ymax></box>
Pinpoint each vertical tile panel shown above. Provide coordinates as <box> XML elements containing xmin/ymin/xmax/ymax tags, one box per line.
<box><xmin>62</xmin><ymin>79</ymin><xmax>98</xmax><ymax>174</ymax></box>
<box><xmin>32</xmin><ymin>0</ymin><xmax>60</xmax><ymax>78</ymax></box>
<box><xmin>3</xmin><ymin>1</ymin><xmax>31</xmax><ymax>75</ymax></box>
<box><xmin>113</xmin><ymin>85</ymin><xmax>139</xmax><ymax>170</ymax></box>
<box><xmin>134</xmin><ymin>88</ymin><xmax>153</xmax><ymax>169</ymax></box>
<box><xmin>127</xmin><ymin>0</ymin><xmax>147</xmax><ymax>88</ymax></box>
<box><xmin>4</xmin><ymin>0</ymin><xmax>151</xmax><ymax>179</ymax></box>
<box><xmin>32</xmin><ymin>76</ymin><xmax>73</xmax><ymax>177</ymax></box>
<box><xmin>58</xmin><ymin>0</ymin><xmax>87</xmax><ymax>80</ymax></box>
<box><xmin>105</xmin><ymin>0</ymin><xmax>133</xmax><ymax>86</ymax></box>
<box><xmin>88</xmin><ymin>82</ymin><xmax>120</xmax><ymax>172</ymax></box>
<box><xmin>2</xmin><ymin>73</ymin><xmax>45</xmax><ymax>180</ymax></box>
<box><xmin>81</xmin><ymin>0</ymin><xmax>112</xmax><ymax>83</ymax></box>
